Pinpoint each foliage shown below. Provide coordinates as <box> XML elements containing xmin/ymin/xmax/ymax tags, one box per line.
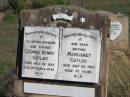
<box><xmin>32</xmin><ymin>0</ymin><xmax>49</xmax><ymax>8</ymax></box>
<box><xmin>8</xmin><ymin>0</ymin><xmax>25</xmax><ymax>14</ymax></box>
<box><xmin>32</xmin><ymin>0</ymin><xmax>71</xmax><ymax>8</ymax></box>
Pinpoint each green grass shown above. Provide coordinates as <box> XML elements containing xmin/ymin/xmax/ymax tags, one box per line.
<box><xmin>86</xmin><ymin>4</ymin><xmax>130</xmax><ymax>13</ymax></box>
<box><xmin>3</xmin><ymin>14</ymin><xmax>18</xmax><ymax>23</ymax></box>
<box><xmin>0</xmin><ymin>13</ymin><xmax>18</xmax><ymax>76</ymax></box>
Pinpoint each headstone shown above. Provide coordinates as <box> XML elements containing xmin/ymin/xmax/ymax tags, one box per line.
<box><xmin>109</xmin><ymin>15</ymin><xmax>129</xmax><ymax>49</ymax></box>
<box><xmin>96</xmin><ymin>11</ymin><xmax>129</xmax><ymax>49</ymax></box>
<box><xmin>96</xmin><ymin>10</ymin><xmax>129</xmax><ymax>97</ymax></box>
<box><xmin>15</xmin><ymin>5</ymin><xmax>110</xmax><ymax>97</ymax></box>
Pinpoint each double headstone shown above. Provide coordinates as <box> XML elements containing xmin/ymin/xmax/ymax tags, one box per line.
<box><xmin>15</xmin><ymin>5</ymin><xmax>110</xmax><ymax>97</ymax></box>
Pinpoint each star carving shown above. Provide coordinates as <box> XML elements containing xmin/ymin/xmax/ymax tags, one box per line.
<box><xmin>80</xmin><ymin>17</ymin><xmax>86</xmax><ymax>24</ymax></box>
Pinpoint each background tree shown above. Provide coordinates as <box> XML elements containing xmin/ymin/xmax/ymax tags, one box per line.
<box><xmin>8</xmin><ymin>0</ymin><xmax>25</xmax><ymax>14</ymax></box>
<box><xmin>32</xmin><ymin>0</ymin><xmax>71</xmax><ymax>9</ymax></box>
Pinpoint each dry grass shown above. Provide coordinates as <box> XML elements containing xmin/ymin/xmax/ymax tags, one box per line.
<box><xmin>108</xmin><ymin>50</ymin><xmax>130</xmax><ymax>97</ymax></box>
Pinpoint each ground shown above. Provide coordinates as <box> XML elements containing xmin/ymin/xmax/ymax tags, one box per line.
<box><xmin>108</xmin><ymin>50</ymin><xmax>130</xmax><ymax>97</ymax></box>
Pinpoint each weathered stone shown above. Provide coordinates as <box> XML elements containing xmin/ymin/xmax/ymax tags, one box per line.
<box><xmin>109</xmin><ymin>15</ymin><xmax>129</xmax><ymax>49</ymax></box>
<box><xmin>16</xmin><ymin>5</ymin><xmax>110</xmax><ymax>97</ymax></box>
<box><xmin>96</xmin><ymin>10</ymin><xmax>129</xmax><ymax>49</ymax></box>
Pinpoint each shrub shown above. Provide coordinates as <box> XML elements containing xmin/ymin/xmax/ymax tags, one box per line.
<box><xmin>8</xmin><ymin>0</ymin><xmax>25</xmax><ymax>14</ymax></box>
<box><xmin>32</xmin><ymin>0</ymin><xmax>71</xmax><ymax>9</ymax></box>
<box><xmin>32</xmin><ymin>0</ymin><xmax>49</xmax><ymax>8</ymax></box>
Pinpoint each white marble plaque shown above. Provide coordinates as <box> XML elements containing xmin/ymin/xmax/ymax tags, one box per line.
<box><xmin>24</xmin><ymin>82</ymin><xmax>95</xmax><ymax>97</ymax></box>
<box><xmin>53</xmin><ymin>13</ymin><xmax>73</xmax><ymax>21</ymax></box>
<box><xmin>59</xmin><ymin>28</ymin><xmax>101</xmax><ymax>83</ymax></box>
<box><xmin>110</xmin><ymin>21</ymin><xmax>122</xmax><ymax>41</ymax></box>
<box><xmin>22</xmin><ymin>26</ymin><xmax>59</xmax><ymax>79</ymax></box>
<box><xmin>21</xmin><ymin>27</ymin><xmax>101</xmax><ymax>83</ymax></box>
